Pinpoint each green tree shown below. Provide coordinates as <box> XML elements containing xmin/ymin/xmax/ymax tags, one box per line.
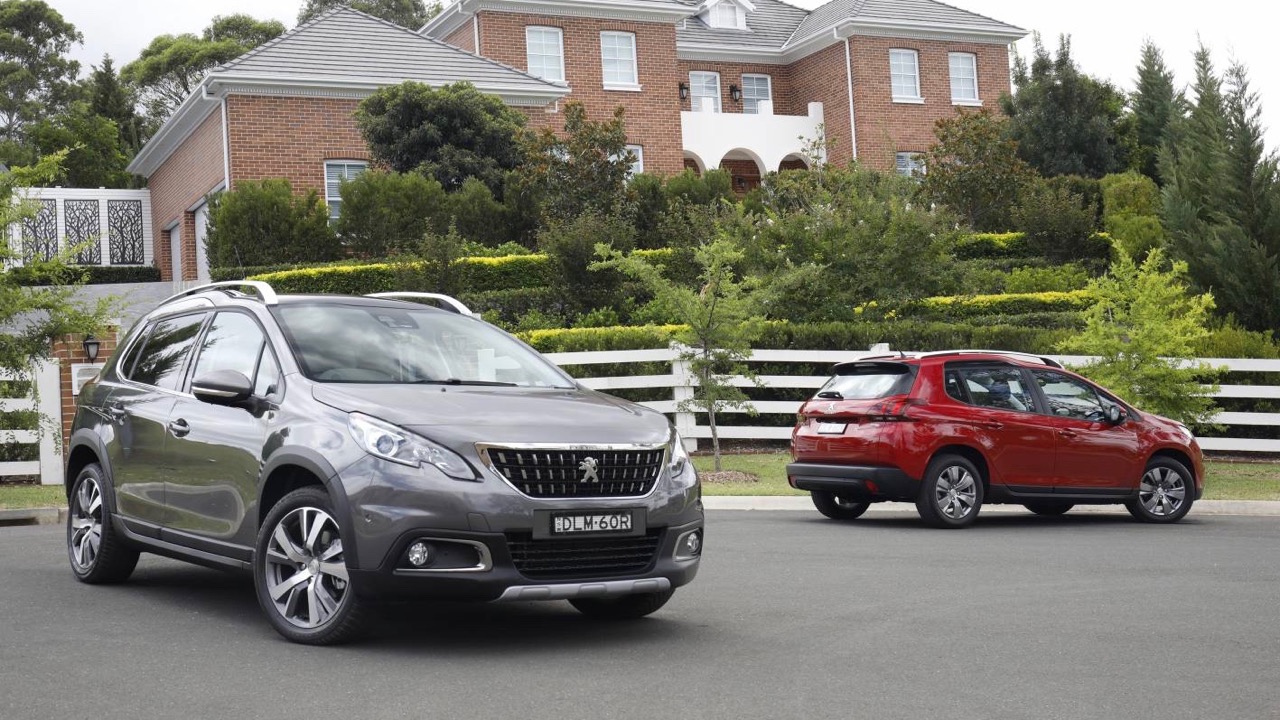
<box><xmin>539</xmin><ymin>212</ymin><xmax>635</xmax><ymax>317</ymax></box>
<box><xmin>0</xmin><ymin>0</ymin><xmax>82</xmax><ymax>142</ymax></box>
<box><xmin>1000</xmin><ymin>33</ymin><xmax>1128</xmax><ymax>178</ymax></box>
<box><xmin>919</xmin><ymin>109</ymin><xmax>1036</xmax><ymax>232</ymax></box>
<box><xmin>515</xmin><ymin>102</ymin><xmax>634</xmax><ymax>223</ymax></box>
<box><xmin>1160</xmin><ymin>49</ymin><xmax>1280</xmax><ymax>331</ymax></box>
<box><xmin>205</xmin><ymin>179</ymin><xmax>340</xmax><ymax>268</ymax></box>
<box><xmin>335</xmin><ymin>170</ymin><xmax>447</xmax><ymax>257</ymax></box>
<box><xmin>1059</xmin><ymin>249</ymin><xmax>1221</xmax><ymax>426</ymax></box>
<box><xmin>1011</xmin><ymin>178</ymin><xmax>1100</xmax><ymax>263</ymax></box>
<box><xmin>1131</xmin><ymin>40</ymin><xmax>1180</xmax><ymax>183</ymax></box>
<box><xmin>446</xmin><ymin>177</ymin><xmax>508</xmax><ymax>246</ymax></box>
<box><xmin>122</xmin><ymin>15</ymin><xmax>284</xmax><ymax>121</ymax></box>
<box><xmin>1100</xmin><ymin>171</ymin><xmax>1165</xmax><ymax>259</ymax></box>
<box><xmin>25</xmin><ymin>101</ymin><xmax>131</xmax><ymax>189</ymax></box>
<box><xmin>593</xmin><ymin>235</ymin><xmax>764</xmax><ymax>470</ymax></box>
<box><xmin>298</xmin><ymin>0</ymin><xmax>440</xmax><ymax>28</ymax></box>
<box><xmin>355</xmin><ymin>81</ymin><xmax>526</xmax><ymax>196</ymax></box>
<box><xmin>1</xmin><ymin>151</ymin><xmax>115</xmax><ymax>399</ymax></box>
<box><xmin>89</xmin><ymin>55</ymin><xmax>145</xmax><ymax>156</ymax></box>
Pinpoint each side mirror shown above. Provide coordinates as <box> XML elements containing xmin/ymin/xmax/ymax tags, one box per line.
<box><xmin>192</xmin><ymin>369</ymin><xmax>253</xmax><ymax>406</ymax></box>
<box><xmin>1106</xmin><ymin>405</ymin><xmax>1123</xmax><ymax>425</ymax></box>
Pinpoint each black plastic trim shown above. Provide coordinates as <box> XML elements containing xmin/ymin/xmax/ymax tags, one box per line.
<box><xmin>786</xmin><ymin>463</ymin><xmax>918</xmax><ymax>500</ymax></box>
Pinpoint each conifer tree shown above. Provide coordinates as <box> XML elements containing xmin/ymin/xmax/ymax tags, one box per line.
<box><xmin>1130</xmin><ymin>40</ymin><xmax>1180</xmax><ymax>183</ymax></box>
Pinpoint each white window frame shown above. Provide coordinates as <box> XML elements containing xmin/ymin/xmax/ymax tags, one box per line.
<box><xmin>324</xmin><ymin>160</ymin><xmax>368</xmax><ymax>221</ymax></box>
<box><xmin>625</xmin><ymin>145</ymin><xmax>644</xmax><ymax>176</ymax></box>
<box><xmin>600</xmin><ymin>31</ymin><xmax>640</xmax><ymax>91</ymax></box>
<box><xmin>895</xmin><ymin>152</ymin><xmax>925</xmax><ymax>179</ymax></box>
<box><xmin>689</xmin><ymin>70</ymin><xmax>721</xmax><ymax>113</ymax></box>
<box><xmin>889</xmin><ymin>48</ymin><xmax>923</xmax><ymax>103</ymax></box>
<box><xmin>949</xmin><ymin>52</ymin><xmax>980</xmax><ymax>105</ymax></box>
<box><xmin>710</xmin><ymin>1</ymin><xmax>745</xmax><ymax>29</ymax></box>
<box><xmin>525</xmin><ymin>26</ymin><xmax>565</xmax><ymax>84</ymax></box>
<box><xmin>741</xmin><ymin>73</ymin><xmax>772</xmax><ymax>114</ymax></box>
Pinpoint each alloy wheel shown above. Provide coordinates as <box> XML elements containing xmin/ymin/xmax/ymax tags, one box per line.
<box><xmin>1139</xmin><ymin>466</ymin><xmax>1187</xmax><ymax>517</ymax></box>
<box><xmin>263</xmin><ymin>507</ymin><xmax>350</xmax><ymax>629</ymax></box>
<box><xmin>933</xmin><ymin>465</ymin><xmax>978</xmax><ymax>520</ymax></box>
<box><xmin>69</xmin><ymin>476</ymin><xmax>103</xmax><ymax>571</ymax></box>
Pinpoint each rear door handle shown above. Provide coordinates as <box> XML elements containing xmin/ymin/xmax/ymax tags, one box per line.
<box><xmin>107</xmin><ymin>403</ymin><xmax>126</xmax><ymax>421</ymax></box>
<box><xmin>167</xmin><ymin>419</ymin><xmax>190</xmax><ymax>438</ymax></box>
<box><xmin>1058</xmin><ymin>429</ymin><xmax>1078</xmax><ymax>438</ymax></box>
<box><xmin>980</xmin><ymin>421</ymin><xmax>1003</xmax><ymax>430</ymax></box>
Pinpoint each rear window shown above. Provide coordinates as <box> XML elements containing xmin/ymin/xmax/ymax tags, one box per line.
<box><xmin>817</xmin><ymin>362</ymin><xmax>917</xmax><ymax>400</ymax></box>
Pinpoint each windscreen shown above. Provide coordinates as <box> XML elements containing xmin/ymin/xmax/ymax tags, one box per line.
<box><xmin>275</xmin><ymin>304</ymin><xmax>574</xmax><ymax>388</ymax></box>
<box><xmin>817</xmin><ymin>363</ymin><xmax>916</xmax><ymax>400</ymax></box>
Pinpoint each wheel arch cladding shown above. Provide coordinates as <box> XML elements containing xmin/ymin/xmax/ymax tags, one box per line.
<box><xmin>258</xmin><ymin>448</ymin><xmax>358</xmax><ymax>562</ymax></box>
<box><xmin>931</xmin><ymin>444</ymin><xmax>990</xmax><ymax>489</ymax></box>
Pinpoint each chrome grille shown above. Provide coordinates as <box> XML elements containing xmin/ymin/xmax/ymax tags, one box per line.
<box><xmin>506</xmin><ymin>531</ymin><xmax>662</xmax><ymax>579</ymax></box>
<box><xmin>483</xmin><ymin>447</ymin><xmax>665</xmax><ymax>499</ymax></box>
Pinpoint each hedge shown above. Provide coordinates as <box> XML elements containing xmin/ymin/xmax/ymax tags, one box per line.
<box><xmin>11</xmin><ymin>264</ymin><xmax>162</xmax><ymax>286</ymax></box>
<box><xmin>250</xmin><ymin>248</ymin><xmax>679</xmax><ymax>295</ymax></box>
<box><xmin>953</xmin><ymin>232</ymin><xmax>1113</xmax><ymax>261</ymax></box>
<box><xmin>211</xmin><ymin>259</ymin><xmax>389</xmax><ymax>282</ymax></box>
<box><xmin>906</xmin><ymin>290</ymin><xmax>1097</xmax><ymax>320</ymax></box>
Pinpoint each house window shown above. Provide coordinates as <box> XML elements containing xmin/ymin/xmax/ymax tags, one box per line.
<box><xmin>324</xmin><ymin>160</ymin><xmax>368</xmax><ymax>221</ymax></box>
<box><xmin>526</xmin><ymin>27</ymin><xmax>565</xmax><ymax>83</ymax></box>
<box><xmin>600</xmin><ymin>31</ymin><xmax>639</xmax><ymax>89</ymax></box>
<box><xmin>741</xmin><ymin>73</ymin><xmax>772</xmax><ymax>114</ymax></box>
<box><xmin>710</xmin><ymin>1</ymin><xmax>745</xmax><ymax>29</ymax></box>
<box><xmin>889</xmin><ymin>49</ymin><xmax>921</xmax><ymax>102</ymax></box>
<box><xmin>896</xmin><ymin>152</ymin><xmax>925</xmax><ymax>179</ymax></box>
<box><xmin>625</xmin><ymin>145</ymin><xmax>644</xmax><ymax>175</ymax></box>
<box><xmin>949</xmin><ymin>52</ymin><xmax>979</xmax><ymax>104</ymax></box>
<box><xmin>689</xmin><ymin>71</ymin><xmax>721</xmax><ymax>113</ymax></box>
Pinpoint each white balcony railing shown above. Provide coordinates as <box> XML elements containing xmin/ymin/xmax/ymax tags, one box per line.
<box><xmin>681</xmin><ymin>100</ymin><xmax>824</xmax><ymax>174</ymax></box>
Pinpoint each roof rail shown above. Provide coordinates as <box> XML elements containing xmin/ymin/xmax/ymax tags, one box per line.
<box><xmin>919</xmin><ymin>350</ymin><xmax>1063</xmax><ymax>368</ymax></box>
<box><xmin>365</xmin><ymin>292</ymin><xmax>477</xmax><ymax>317</ymax></box>
<box><xmin>160</xmin><ymin>280</ymin><xmax>279</xmax><ymax>307</ymax></box>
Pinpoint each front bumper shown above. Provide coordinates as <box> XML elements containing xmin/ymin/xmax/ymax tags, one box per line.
<box><xmin>348</xmin><ymin>519</ymin><xmax>702</xmax><ymax>602</ymax></box>
<box><xmin>786</xmin><ymin>462</ymin><xmax>918</xmax><ymax>501</ymax></box>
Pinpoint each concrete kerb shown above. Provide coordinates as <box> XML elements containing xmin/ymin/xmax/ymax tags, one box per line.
<box><xmin>703</xmin><ymin>497</ymin><xmax>1280</xmax><ymax>516</ymax></box>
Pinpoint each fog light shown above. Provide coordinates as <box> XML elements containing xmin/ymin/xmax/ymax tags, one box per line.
<box><xmin>407</xmin><ymin>541</ymin><xmax>433</xmax><ymax>567</ymax></box>
<box><xmin>675</xmin><ymin>529</ymin><xmax>702</xmax><ymax>560</ymax></box>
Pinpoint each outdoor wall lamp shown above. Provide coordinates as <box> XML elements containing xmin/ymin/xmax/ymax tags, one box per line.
<box><xmin>82</xmin><ymin>335</ymin><xmax>100</xmax><ymax>363</ymax></box>
<box><xmin>679</xmin><ymin>82</ymin><xmax>689</xmax><ymax>100</ymax></box>
<box><xmin>729</xmin><ymin>84</ymin><xmax>742</xmax><ymax>102</ymax></box>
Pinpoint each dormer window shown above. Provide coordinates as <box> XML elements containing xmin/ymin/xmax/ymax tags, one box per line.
<box><xmin>701</xmin><ymin>0</ymin><xmax>752</xmax><ymax>30</ymax></box>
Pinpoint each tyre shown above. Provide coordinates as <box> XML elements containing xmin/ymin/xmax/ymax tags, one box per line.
<box><xmin>811</xmin><ymin>491</ymin><xmax>871</xmax><ymax>520</ymax></box>
<box><xmin>916</xmin><ymin>454</ymin><xmax>984</xmax><ymax>529</ymax></box>
<box><xmin>1125</xmin><ymin>457</ymin><xmax>1195</xmax><ymax>524</ymax></box>
<box><xmin>1023</xmin><ymin>501</ymin><xmax>1075</xmax><ymax>517</ymax></box>
<box><xmin>67</xmin><ymin>463</ymin><xmax>139</xmax><ymax>584</ymax></box>
<box><xmin>570</xmin><ymin>588</ymin><xmax>675</xmax><ymax>620</ymax></box>
<box><xmin>253</xmin><ymin>487</ymin><xmax>367</xmax><ymax>645</ymax></box>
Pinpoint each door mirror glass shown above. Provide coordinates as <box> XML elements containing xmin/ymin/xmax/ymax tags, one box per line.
<box><xmin>1106</xmin><ymin>404</ymin><xmax>1123</xmax><ymax>424</ymax></box>
<box><xmin>192</xmin><ymin>369</ymin><xmax>254</xmax><ymax>406</ymax></box>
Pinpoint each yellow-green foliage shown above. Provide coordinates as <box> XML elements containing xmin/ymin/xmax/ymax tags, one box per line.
<box><xmin>520</xmin><ymin>325</ymin><xmax>685</xmax><ymax>353</ymax></box>
<box><xmin>917</xmin><ymin>290</ymin><xmax>1096</xmax><ymax>318</ymax></box>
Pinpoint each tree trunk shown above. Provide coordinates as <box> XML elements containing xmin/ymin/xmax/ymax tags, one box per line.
<box><xmin>709</xmin><ymin>407</ymin><xmax>721</xmax><ymax>471</ymax></box>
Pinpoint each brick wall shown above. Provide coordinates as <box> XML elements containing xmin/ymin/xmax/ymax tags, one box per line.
<box><xmin>52</xmin><ymin>330</ymin><xmax>118</xmax><ymax>449</ymax></box>
<box><xmin>850</xmin><ymin>36</ymin><xmax>1012</xmax><ymax>171</ymax></box>
<box><xmin>788</xmin><ymin>42</ymin><xmax>854</xmax><ymax>168</ymax></box>
<box><xmin>476</xmin><ymin>11</ymin><xmax>685</xmax><ymax>176</ymax></box>
<box><xmin>226</xmin><ymin>94</ymin><xmax>369</xmax><ymax>197</ymax></box>
<box><xmin>148</xmin><ymin>110</ymin><xmax>224</xmax><ymax>281</ymax></box>
<box><xmin>675</xmin><ymin>60</ymin><xmax>795</xmax><ymax>116</ymax></box>
<box><xmin>445</xmin><ymin>18</ymin><xmax>476</xmax><ymax>52</ymax></box>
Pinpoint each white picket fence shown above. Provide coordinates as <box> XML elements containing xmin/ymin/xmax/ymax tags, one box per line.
<box><xmin>544</xmin><ymin>348</ymin><xmax>1280</xmax><ymax>453</ymax></box>
<box><xmin>0</xmin><ymin>362</ymin><xmax>63</xmax><ymax>485</ymax></box>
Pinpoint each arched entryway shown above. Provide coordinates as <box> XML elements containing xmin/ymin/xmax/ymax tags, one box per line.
<box><xmin>718</xmin><ymin>148</ymin><xmax>766</xmax><ymax>194</ymax></box>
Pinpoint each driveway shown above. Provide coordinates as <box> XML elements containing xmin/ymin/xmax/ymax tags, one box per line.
<box><xmin>2</xmin><ymin>510</ymin><xmax>1277</xmax><ymax>719</ymax></box>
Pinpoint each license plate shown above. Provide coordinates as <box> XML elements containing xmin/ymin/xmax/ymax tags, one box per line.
<box><xmin>816</xmin><ymin>422</ymin><xmax>847</xmax><ymax>434</ymax></box>
<box><xmin>552</xmin><ymin>512</ymin><xmax>633</xmax><ymax>535</ymax></box>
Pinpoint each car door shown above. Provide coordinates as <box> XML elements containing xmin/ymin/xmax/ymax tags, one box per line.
<box><xmin>103</xmin><ymin>312</ymin><xmax>208</xmax><ymax>532</ymax></box>
<box><xmin>944</xmin><ymin>364</ymin><xmax>1057</xmax><ymax>492</ymax></box>
<box><xmin>1028</xmin><ymin>369</ymin><xmax>1144</xmax><ymax>493</ymax></box>
<box><xmin>162</xmin><ymin>310</ymin><xmax>281</xmax><ymax>554</ymax></box>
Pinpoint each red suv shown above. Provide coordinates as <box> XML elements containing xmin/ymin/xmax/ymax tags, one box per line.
<box><xmin>788</xmin><ymin>351</ymin><xmax>1204</xmax><ymax>528</ymax></box>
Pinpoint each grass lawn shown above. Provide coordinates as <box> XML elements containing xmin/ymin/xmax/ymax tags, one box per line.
<box><xmin>2</xmin><ymin>456</ymin><xmax>1277</xmax><ymax>508</ymax></box>
<box><xmin>695</xmin><ymin>452</ymin><xmax>1280</xmax><ymax>501</ymax></box>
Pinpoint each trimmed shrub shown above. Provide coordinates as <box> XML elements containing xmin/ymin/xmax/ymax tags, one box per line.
<box><xmin>1004</xmin><ymin>264</ymin><xmax>1092</xmax><ymax>293</ymax></box>
<box><xmin>952</xmin><ymin>233</ymin><xmax>1032</xmax><ymax>260</ymax></box>
<box><xmin>1012</xmin><ymin>179</ymin><xmax>1104</xmax><ymax>263</ymax></box>
<box><xmin>1100</xmin><ymin>171</ymin><xmax>1162</xmax><ymax>217</ymax></box>
<box><xmin>335</xmin><ymin>170</ymin><xmax>447</xmax><ymax>257</ymax></box>
<box><xmin>206</xmin><ymin>179</ymin><xmax>340</xmax><ymax>267</ymax></box>
<box><xmin>11</xmin><ymin>263</ymin><xmax>161</xmax><ymax>286</ymax></box>
<box><xmin>252</xmin><ymin>253</ymin><xmax>553</xmax><ymax>295</ymax></box>
<box><xmin>906</xmin><ymin>290</ymin><xmax>1097</xmax><ymax>320</ymax></box>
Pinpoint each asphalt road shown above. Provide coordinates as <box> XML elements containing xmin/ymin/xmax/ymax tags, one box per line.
<box><xmin>2</xmin><ymin>510</ymin><xmax>1278</xmax><ymax>720</ymax></box>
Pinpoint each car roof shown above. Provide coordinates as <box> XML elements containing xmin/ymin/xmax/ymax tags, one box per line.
<box><xmin>841</xmin><ymin>350</ymin><xmax>1063</xmax><ymax>370</ymax></box>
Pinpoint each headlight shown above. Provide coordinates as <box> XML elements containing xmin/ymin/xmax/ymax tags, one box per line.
<box><xmin>347</xmin><ymin>412</ymin><xmax>477</xmax><ymax>480</ymax></box>
<box><xmin>669</xmin><ymin>429</ymin><xmax>692</xmax><ymax>478</ymax></box>
<box><xmin>1175</xmin><ymin>423</ymin><xmax>1195</xmax><ymax>442</ymax></box>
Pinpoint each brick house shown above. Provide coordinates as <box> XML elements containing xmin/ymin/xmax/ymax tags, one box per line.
<box><xmin>127</xmin><ymin>1</ymin><xmax>1025</xmax><ymax>282</ymax></box>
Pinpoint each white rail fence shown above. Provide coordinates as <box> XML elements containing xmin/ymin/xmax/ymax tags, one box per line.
<box><xmin>544</xmin><ymin>348</ymin><xmax>1280</xmax><ymax>453</ymax></box>
<box><xmin>0</xmin><ymin>362</ymin><xmax>63</xmax><ymax>485</ymax></box>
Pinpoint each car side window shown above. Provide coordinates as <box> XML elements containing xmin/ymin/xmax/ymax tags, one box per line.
<box><xmin>129</xmin><ymin>313</ymin><xmax>207</xmax><ymax>391</ymax></box>
<box><xmin>191</xmin><ymin>312</ymin><xmax>266</xmax><ymax>385</ymax></box>
<box><xmin>950</xmin><ymin>365</ymin><xmax>1036</xmax><ymax>414</ymax></box>
<box><xmin>115</xmin><ymin>327</ymin><xmax>151</xmax><ymax>381</ymax></box>
<box><xmin>1032</xmin><ymin>370</ymin><xmax>1106</xmax><ymax>420</ymax></box>
<box><xmin>254</xmin><ymin>347</ymin><xmax>281</xmax><ymax>398</ymax></box>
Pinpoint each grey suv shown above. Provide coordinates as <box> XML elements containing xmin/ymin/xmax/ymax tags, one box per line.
<box><xmin>65</xmin><ymin>282</ymin><xmax>703</xmax><ymax>644</ymax></box>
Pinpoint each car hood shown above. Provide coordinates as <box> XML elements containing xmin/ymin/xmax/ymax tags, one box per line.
<box><xmin>310</xmin><ymin>383</ymin><xmax>672</xmax><ymax>446</ymax></box>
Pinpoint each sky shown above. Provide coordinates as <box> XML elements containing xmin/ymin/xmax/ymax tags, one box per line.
<box><xmin>48</xmin><ymin>0</ymin><xmax>1277</xmax><ymax>151</ymax></box>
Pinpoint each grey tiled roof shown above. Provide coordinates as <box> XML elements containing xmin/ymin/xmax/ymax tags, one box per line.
<box><xmin>851</xmin><ymin>0</ymin><xmax>1024</xmax><ymax>34</ymax></box>
<box><xmin>213</xmin><ymin>7</ymin><xmax>564</xmax><ymax>95</ymax></box>
<box><xmin>676</xmin><ymin>0</ymin><xmax>811</xmax><ymax>50</ymax></box>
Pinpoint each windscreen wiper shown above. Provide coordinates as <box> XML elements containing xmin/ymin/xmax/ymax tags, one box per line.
<box><xmin>414</xmin><ymin>378</ymin><xmax>519</xmax><ymax>387</ymax></box>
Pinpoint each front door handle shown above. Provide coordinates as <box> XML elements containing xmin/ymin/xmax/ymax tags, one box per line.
<box><xmin>167</xmin><ymin>419</ymin><xmax>190</xmax><ymax>438</ymax></box>
<box><xmin>107</xmin><ymin>403</ymin><xmax>126</xmax><ymax>421</ymax></box>
<box><xmin>1058</xmin><ymin>429</ymin><xmax>1078</xmax><ymax>439</ymax></box>
<box><xmin>980</xmin><ymin>421</ymin><xmax>1004</xmax><ymax>430</ymax></box>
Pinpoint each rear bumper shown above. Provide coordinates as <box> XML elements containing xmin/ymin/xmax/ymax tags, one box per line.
<box><xmin>786</xmin><ymin>462</ymin><xmax>918</xmax><ymax>501</ymax></box>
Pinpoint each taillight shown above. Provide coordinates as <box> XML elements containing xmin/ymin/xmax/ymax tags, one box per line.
<box><xmin>867</xmin><ymin>395</ymin><xmax>916</xmax><ymax>422</ymax></box>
